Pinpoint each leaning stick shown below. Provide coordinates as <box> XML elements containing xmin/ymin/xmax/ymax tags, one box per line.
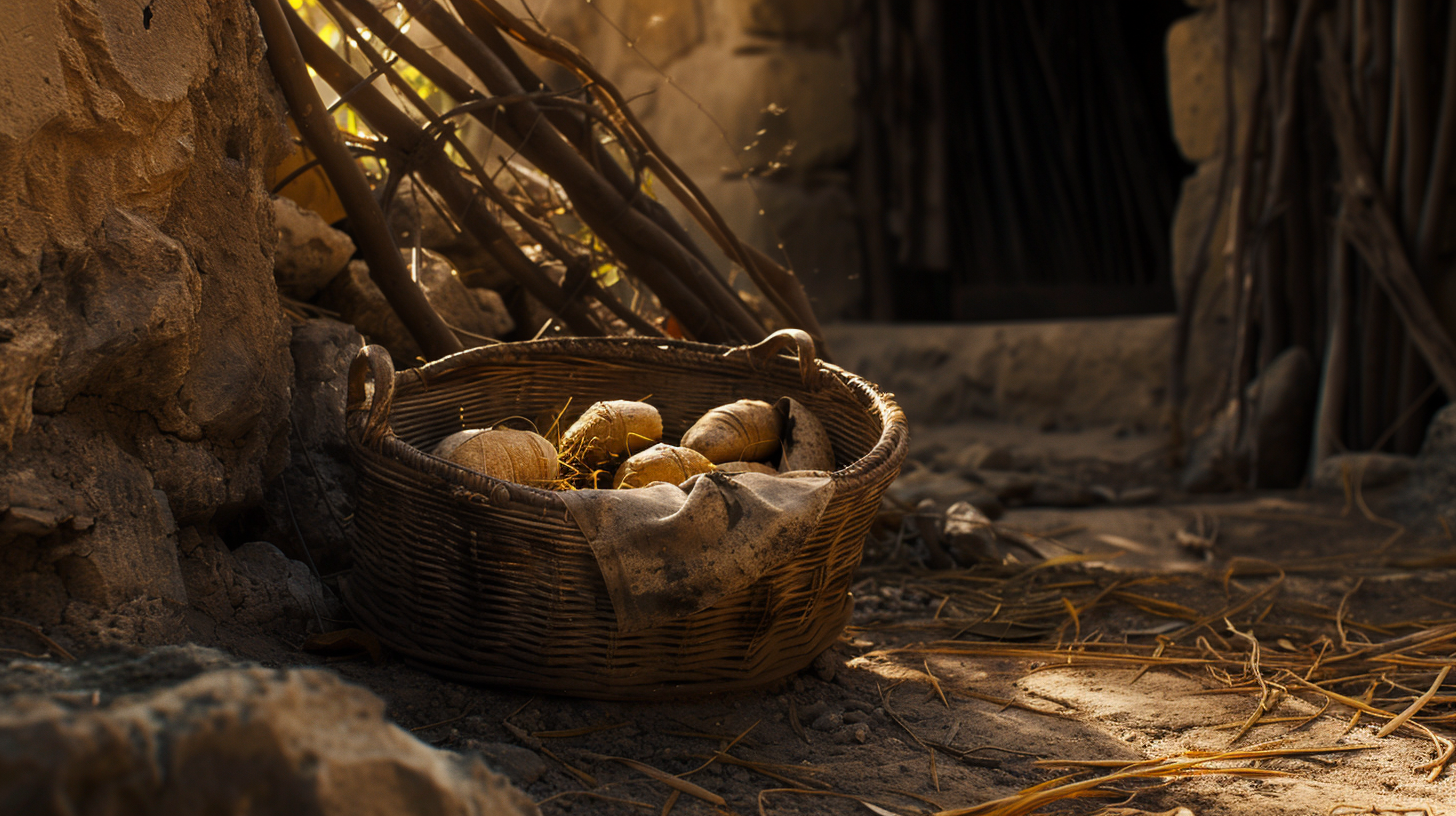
<box><xmin>281</xmin><ymin>3</ymin><xmax>608</xmax><ymax>337</ymax></box>
<box><xmin>252</xmin><ymin>0</ymin><xmax>463</xmax><ymax>360</ymax></box>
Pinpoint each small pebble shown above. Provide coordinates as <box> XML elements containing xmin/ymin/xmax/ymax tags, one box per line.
<box><xmin>843</xmin><ymin>710</ymin><xmax>870</xmax><ymax>724</ymax></box>
<box><xmin>798</xmin><ymin>700</ymin><xmax>830</xmax><ymax>722</ymax></box>
<box><xmin>811</xmin><ymin>651</ymin><xmax>839</xmax><ymax>682</ymax></box>
<box><xmin>810</xmin><ymin>712</ymin><xmax>842</xmax><ymax>732</ymax></box>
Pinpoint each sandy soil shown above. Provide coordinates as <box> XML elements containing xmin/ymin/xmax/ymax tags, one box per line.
<box><xmin>203</xmin><ymin>471</ymin><xmax>1454</xmax><ymax>816</ymax></box>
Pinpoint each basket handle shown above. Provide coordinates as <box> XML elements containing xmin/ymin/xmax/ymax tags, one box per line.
<box><xmin>347</xmin><ymin>344</ymin><xmax>396</xmax><ymax>445</ymax></box>
<box><xmin>726</xmin><ymin>328</ymin><xmax>823</xmax><ymax>392</ymax></box>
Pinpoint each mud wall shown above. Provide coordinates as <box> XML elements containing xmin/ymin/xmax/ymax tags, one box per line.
<box><xmin>0</xmin><ymin>0</ymin><xmax>291</xmax><ymax>641</ymax></box>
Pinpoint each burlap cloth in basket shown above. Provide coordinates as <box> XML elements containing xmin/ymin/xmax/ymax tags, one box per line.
<box><xmin>559</xmin><ymin>469</ymin><xmax>834</xmax><ymax>633</ymax></box>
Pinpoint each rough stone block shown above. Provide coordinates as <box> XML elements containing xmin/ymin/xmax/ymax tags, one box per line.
<box><xmin>1165</xmin><ymin>1</ymin><xmax>1261</xmax><ymax>164</ymax></box>
<box><xmin>1</xmin><ymin>416</ymin><xmax>186</xmax><ymax>609</ymax></box>
<box><xmin>0</xmin><ymin>648</ymin><xmax>537</xmax><ymax>816</ymax></box>
<box><xmin>51</xmin><ymin>210</ymin><xmax>202</xmax><ymax>425</ymax></box>
<box><xmin>273</xmin><ymin>195</ymin><xmax>356</xmax><ymax>300</ymax></box>
<box><xmin>0</xmin><ymin>2</ymin><xmax>65</xmax><ymax>142</ymax></box>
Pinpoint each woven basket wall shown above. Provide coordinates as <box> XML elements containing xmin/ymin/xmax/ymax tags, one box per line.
<box><xmin>342</xmin><ymin>332</ymin><xmax>908</xmax><ymax>699</ymax></box>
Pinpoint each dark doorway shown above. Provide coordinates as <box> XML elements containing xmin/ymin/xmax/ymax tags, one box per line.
<box><xmin>854</xmin><ymin>1</ymin><xmax>1194</xmax><ymax>321</ymax></box>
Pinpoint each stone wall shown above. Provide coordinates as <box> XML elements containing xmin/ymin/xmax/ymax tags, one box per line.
<box><xmin>1164</xmin><ymin>0</ymin><xmax>1263</xmax><ymax>430</ymax></box>
<box><xmin>496</xmin><ymin>0</ymin><xmax>863</xmax><ymax>320</ymax></box>
<box><xmin>0</xmin><ymin>0</ymin><xmax>292</xmax><ymax>640</ymax></box>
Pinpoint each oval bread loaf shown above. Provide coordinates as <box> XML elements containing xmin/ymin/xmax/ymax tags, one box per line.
<box><xmin>560</xmin><ymin>400</ymin><xmax>662</xmax><ymax>467</ymax></box>
<box><xmin>776</xmin><ymin>397</ymin><xmax>835</xmax><ymax>472</ymax></box>
<box><xmin>434</xmin><ymin>428</ymin><xmax>561</xmax><ymax>485</ymax></box>
<box><xmin>613</xmin><ymin>444</ymin><xmax>716</xmax><ymax>489</ymax></box>
<box><xmin>681</xmin><ymin>399</ymin><xmax>782</xmax><ymax>463</ymax></box>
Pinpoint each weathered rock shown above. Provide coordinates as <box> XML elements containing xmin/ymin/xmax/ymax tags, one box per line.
<box><xmin>0</xmin><ymin>646</ymin><xmax>537</xmax><ymax>816</ymax></box>
<box><xmin>1166</xmin><ymin>1</ymin><xmax>1262</xmax><ymax>165</ymax></box>
<box><xmin>178</xmin><ymin>534</ymin><xmax>247</xmax><ymax>625</ymax></box>
<box><xmin>178</xmin><ymin>532</ymin><xmax>337</xmax><ymax>637</ymax></box>
<box><xmin>1</xmin><ymin>415</ymin><xmax>186</xmax><ymax>616</ymax></box>
<box><xmin>320</xmin><ymin>253</ymin><xmax>513</xmax><ymax>364</ymax></box>
<box><xmin>138</xmin><ymin>433</ymin><xmax>229</xmax><ymax>527</ymax></box>
<box><xmin>0</xmin><ymin>0</ymin><xmax>292</xmax><ymax>636</ymax></box>
<box><xmin>1312</xmin><ymin>453</ymin><xmax>1415</xmax><ymax>493</ymax></box>
<box><xmin>231</xmin><ymin>541</ymin><xmax>334</xmax><ymax>630</ymax></box>
<box><xmin>292</xmin><ymin>319</ymin><xmax>361</xmax><ymax>454</ymax></box>
<box><xmin>1419</xmin><ymin>403</ymin><xmax>1456</xmax><ymax>459</ymax></box>
<box><xmin>941</xmin><ymin>500</ymin><xmax>1000</xmax><ymax>564</ymax></box>
<box><xmin>0</xmin><ymin>319</ymin><xmax>58</xmax><ymax>449</ymax></box>
<box><xmin>937</xmin><ymin>442</ymin><xmax>1015</xmax><ymax>474</ymax></box>
<box><xmin>1403</xmin><ymin>405</ymin><xmax>1456</xmax><ymax>522</ymax></box>
<box><xmin>44</xmin><ymin>210</ymin><xmax>203</xmax><ymax>429</ymax></box>
<box><xmin>273</xmin><ymin>195</ymin><xmax>356</xmax><ymax>300</ymax></box>
<box><xmin>911</xmin><ymin>498</ymin><xmax>955</xmax><ymax>569</ymax></box>
<box><xmin>810</xmin><ymin>648</ymin><xmax>840</xmax><ymax>682</ymax></box>
<box><xmin>887</xmin><ymin>467</ymin><xmax>990</xmax><ymax>510</ymax></box>
<box><xmin>1182</xmin><ymin>347</ymin><xmax>1317</xmax><ymax>492</ymax></box>
<box><xmin>249</xmin><ymin>318</ymin><xmax>362</xmax><ymax>573</ymax></box>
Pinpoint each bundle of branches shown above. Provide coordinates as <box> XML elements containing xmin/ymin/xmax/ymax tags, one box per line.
<box><xmin>1172</xmin><ymin>0</ymin><xmax>1456</xmax><ymax>477</ymax></box>
<box><xmin>252</xmin><ymin>0</ymin><xmax>827</xmax><ymax>361</ymax></box>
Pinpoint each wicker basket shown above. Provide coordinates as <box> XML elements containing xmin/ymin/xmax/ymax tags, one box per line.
<box><xmin>342</xmin><ymin>329</ymin><xmax>908</xmax><ymax>699</ymax></box>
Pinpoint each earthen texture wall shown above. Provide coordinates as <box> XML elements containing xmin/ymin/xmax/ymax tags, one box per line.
<box><xmin>0</xmin><ymin>0</ymin><xmax>292</xmax><ymax>638</ymax></box>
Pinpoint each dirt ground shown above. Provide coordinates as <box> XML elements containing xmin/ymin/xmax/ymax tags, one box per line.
<box><xmin>208</xmin><ymin>421</ymin><xmax>1456</xmax><ymax>816</ymax></box>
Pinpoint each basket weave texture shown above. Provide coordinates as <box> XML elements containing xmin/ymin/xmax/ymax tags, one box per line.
<box><xmin>343</xmin><ymin>331</ymin><xmax>908</xmax><ymax>699</ymax></box>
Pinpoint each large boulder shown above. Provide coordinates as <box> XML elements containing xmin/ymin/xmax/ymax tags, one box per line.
<box><xmin>0</xmin><ymin>0</ymin><xmax>292</xmax><ymax>638</ymax></box>
<box><xmin>0</xmin><ymin>646</ymin><xmax>537</xmax><ymax>816</ymax></box>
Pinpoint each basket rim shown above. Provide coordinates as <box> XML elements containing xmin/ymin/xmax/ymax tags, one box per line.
<box><xmin>347</xmin><ymin>335</ymin><xmax>909</xmax><ymax>512</ymax></box>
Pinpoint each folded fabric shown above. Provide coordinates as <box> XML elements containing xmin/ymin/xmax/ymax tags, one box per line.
<box><xmin>559</xmin><ymin>470</ymin><xmax>835</xmax><ymax>632</ymax></box>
